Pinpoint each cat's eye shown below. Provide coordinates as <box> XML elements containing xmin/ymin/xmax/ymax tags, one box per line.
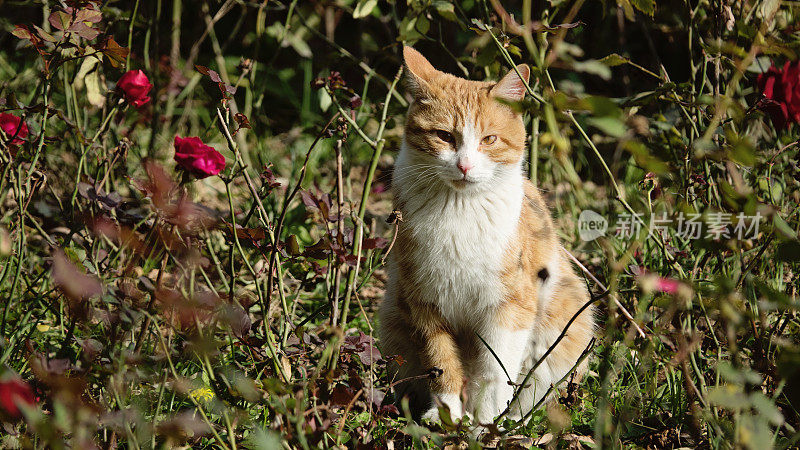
<box><xmin>434</xmin><ymin>130</ymin><xmax>455</xmax><ymax>144</ymax></box>
<box><xmin>482</xmin><ymin>135</ymin><xmax>497</xmax><ymax>145</ymax></box>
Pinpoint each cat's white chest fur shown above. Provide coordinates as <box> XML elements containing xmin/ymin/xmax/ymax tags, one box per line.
<box><xmin>393</xmin><ymin>148</ymin><xmax>524</xmax><ymax>328</ymax></box>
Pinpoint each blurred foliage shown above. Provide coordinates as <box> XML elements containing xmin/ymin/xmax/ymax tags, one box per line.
<box><xmin>0</xmin><ymin>0</ymin><xmax>799</xmax><ymax>448</ymax></box>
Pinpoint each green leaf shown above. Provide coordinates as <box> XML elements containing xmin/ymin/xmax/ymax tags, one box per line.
<box><xmin>398</xmin><ymin>15</ymin><xmax>430</xmax><ymax>42</ymax></box>
<box><xmin>353</xmin><ymin>0</ymin><xmax>378</xmax><ymax>19</ymax></box>
<box><xmin>284</xmin><ymin>31</ymin><xmax>312</xmax><ymax>58</ymax></box>
<box><xmin>572</xmin><ymin>60</ymin><xmax>612</xmax><ymax>80</ymax></box>
<box><xmin>772</xmin><ymin>215</ymin><xmax>796</xmax><ymax>239</ymax></box>
<box><xmin>707</xmin><ymin>385</ymin><xmax>749</xmax><ymax>410</ymax></box>
<box><xmin>73</xmin><ymin>56</ymin><xmax>105</xmax><ymax>107</ymax></box>
<box><xmin>631</xmin><ymin>0</ymin><xmax>655</xmax><ymax>16</ymax></box>
<box><xmin>318</xmin><ymin>89</ymin><xmax>331</xmax><ymax>112</ymax></box>
<box><xmin>617</xmin><ymin>0</ymin><xmax>635</xmax><ymax>20</ymax></box>
<box><xmin>600</xmin><ymin>53</ymin><xmax>630</xmax><ymax>67</ymax></box>
<box><xmin>749</xmin><ymin>393</ymin><xmax>783</xmax><ymax>426</ymax></box>
<box><xmin>587</xmin><ymin>116</ymin><xmax>626</xmax><ymax>138</ymax></box>
<box><xmin>432</xmin><ymin>1</ymin><xmax>457</xmax><ymax>21</ymax></box>
<box><xmin>33</xmin><ymin>25</ymin><xmax>58</xmax><ymax>43</ymax></box>
<box><xmin>247</xmin><ymin>428</ymin><xmax>282</xmax><ymax>449</ymax></box>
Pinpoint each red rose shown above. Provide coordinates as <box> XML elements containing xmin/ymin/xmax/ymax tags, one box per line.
<box><xmin>757</xmin><ymin>61</ymin><xmax>800</xmax><ymax>129</ymax></box>
<box><xmin>173</xmin><ymin>136</ymin><xmax>226</xmax><ymax>179</ymax></box>
<box><xmin>116</xmin><ymin>70</ymin><xmax>153</xmax><ymax>108</ymax></box>
<box><xmin>0</xmin><ymin>378</ymin><xmax>35</xmax><ymax>419</ymax></box>
<box><xmin>0</xmin><ymin>113</ymin><xmax>28</xmax><ymax>146</ymax></box>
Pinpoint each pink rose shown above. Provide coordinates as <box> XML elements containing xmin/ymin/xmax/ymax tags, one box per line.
<box><xmin>0</xmin><ymin>113</ymin><xmax>28</xmax><ymax>146</ymax></box>
<box><xmin>116</xmin><ymin>70</ymin><xmax>153</xmax><ymax>108</ymax></box>
<box><xmin>0</xmin><ymin>378</ymin><xmax>35</xmax><ymax>419</ymax></box>
<box><xmin>757</xmin><ymin>61</ymin><xmax>800</xmax><ymax>129</ymax></box>
<box><xmin>173</xmin><ymin>136</ymin><xmax>226</xmax><ymax>179</ymax></box>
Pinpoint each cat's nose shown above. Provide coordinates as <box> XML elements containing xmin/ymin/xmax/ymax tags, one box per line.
<box><xmin>457</xmin><ymin>157</ymin><xmax>474</xmax><ymax>175</ymax></box>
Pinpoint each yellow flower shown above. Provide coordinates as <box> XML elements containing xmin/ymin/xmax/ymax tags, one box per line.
<box><xmin>36</xmin><ymin>324</ymin><xmax>51</xmax><ymax>332</ymax></box>
<box><xmin>189</xmin><ymin>387</ymin><xmax>214</xmax><ymax>402</ymax></box>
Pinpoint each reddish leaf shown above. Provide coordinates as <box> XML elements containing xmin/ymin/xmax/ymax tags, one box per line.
<box><xmin>260</xmin><ymin>165</ymin><xmax>281</xmax><ymax>192</ymax></box>
<box><xmin>32</xmin><ymin>25</ymin><xmax>58</xmax><ymax>43</ymax></box>
<box><xmin>344</xmin><ymin>332</ymin><xmax>382</xmax><ymax>365</ymax></box>
<box><xmin>302</xmin><ymin>238</ymin><xmax>331</xmax><ymax>260</ymax></box>
<box><xmin>300</xmin><ymin>190</ymin><xmax>317</xmax><ymax>210</ymax></box>
<box><xmin>348</xmin><ymin>94</ymin><xmax>362</xmax><ymax>109</ymax></box>
<box><xmin>11</xmin><ymin>25</ymin><xmax>34</xmax><ymax>41</ymax></box>
<box><xmin>98</xmin><ymin>37</ymin><xmax>128</xmax><ymax>68</ymax></box>
<box><xmin>234</xmin><ymin>113</ymin><xmax>251</xmax><ymax>130</ymax></box>
<box><xmin>227</xmin><ymin>224</ymin><xmax>268</xmax><ymax>241</ymax></box>
<box><xmin>330</xmin><ymin>384</ymin><xmax>356</xmax><ymax>406</ymax></box>
<box><xmin>363</xmin><ymin>237</ymin><xmax>388</xmax><ymax>250</ymax></box>
<box><xmin>48</xmin><ymin>11</ymin><xmax>72</xmax><ymax>31</ymax></box>
<box><xmin>68</xmin><ymin>21</ymin><xmax>100</xmax><ymax>40</ymax></box>
<box><xmin>52</xmin><ymin>250</ymin><xmax>102</xmax><ymax>303</ymax></box>
<box><xmin>74</xmin><ymin>8</ymin><xmax>102</xmax><ymax>23</ymax></box>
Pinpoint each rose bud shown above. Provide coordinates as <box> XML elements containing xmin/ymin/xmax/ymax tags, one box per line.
<box><xmin>348</xmin><ymin>94</ymin><xmax>363</xmax><ymax>109</ymax></box>
<box><xmin>116</xmin><ymin>70</ymin><xmax>153</xmax><ymax>108</ymax></box>
<box><xmin>173</xmin><ymin>136</ymin><xmax>226</xmax><ymax>179</ymax></box>
<box><xmin>0</xmin><ymin>113</ymin><xmax>28</xmax><ymax>146</ymax></box>
<box><xmin>0</xmin><ymin>378</ymin><xmax>36</xmax><ymax>420</ymax></box>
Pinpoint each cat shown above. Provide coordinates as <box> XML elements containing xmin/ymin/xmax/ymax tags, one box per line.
<box><xmin>378</xmin><ymin>46</ymin><xmax>596</xmax><ymax>424</ymax></box>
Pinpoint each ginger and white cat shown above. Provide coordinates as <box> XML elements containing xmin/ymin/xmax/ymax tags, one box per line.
<box><xmin>379</xmin><ymin>46</ymin><xmax>595</xmax><ymax>423</ymax></box>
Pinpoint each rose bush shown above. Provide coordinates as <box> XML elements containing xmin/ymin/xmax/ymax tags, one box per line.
<box><xmin>173</xmin><ymin>136</ymin><xmax>226</xmax><ymax>179</ymax></box>
<box><xmin>757</xmin><ymin>60</ymin><xmax>800</xmax><ymax>129</ymax></box>
<box><xmin>116</xmin><ymin>70</ymin><xmax>152</xmax><ymax>108</ymax></box>
<box><xmin>0</xmin><ymin>113</ymin><xmax>28</xmax><ymax>146</ymax></box>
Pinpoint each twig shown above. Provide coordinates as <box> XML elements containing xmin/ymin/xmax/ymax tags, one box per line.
<box><xmin>562</xmin><ymin>247</ymin><xmax>646</xmax><ymax>338</ymax></box>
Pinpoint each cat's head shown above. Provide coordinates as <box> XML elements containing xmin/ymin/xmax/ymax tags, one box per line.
<box><xmin>401</xmin><ymin>46</ymin><xmax>529</xmax><ymax>192</ymax></box>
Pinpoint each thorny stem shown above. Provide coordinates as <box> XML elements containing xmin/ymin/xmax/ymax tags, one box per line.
<box><xmin>216</xmin><ymin>108</ymin><xmax>289</xmax><ymax>382</ymax></box>
<box><xmin>330</xmin><ymin>139</ymin><xmax>345</xmax><ymax>326</ymax></box>
<box><xmin>125</xmin><ymin>0</ymin><xmax>141</xmax><ymax>70</ymax></box>
<box><xmin>339</xmin><ymin>67</ymin><xmax>402</xmax><ymax>329</ymax></box>
<box><xmin>266</xmin><ymin>113</ymin><xmax>339</xmax><ymax>328</ymax></box>
<box><xmin>71</xmin><ymin>104</ymin><xmax>120</xmax><ymax>207</ymax></box>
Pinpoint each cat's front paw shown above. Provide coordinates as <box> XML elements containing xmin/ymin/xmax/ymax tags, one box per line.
<box><xmin>421</xmin><ymin>393</ymin><xmax>464</xmax><ymax>423</ymax></box>
<box><xmin>470</xmin><ymin>381</ymin><xmax>515</xmax><ymax>424</ymax></box>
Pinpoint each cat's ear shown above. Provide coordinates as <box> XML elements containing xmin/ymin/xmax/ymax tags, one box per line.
<box><xmin>403</xmin><ymin>46</ymin><xmax>437</xmax><ymax>98</ymax></box>
<box><xmin>491</xmin><ymin>65</ymin><xmax>530</xmax><ymax>102</ymax></box>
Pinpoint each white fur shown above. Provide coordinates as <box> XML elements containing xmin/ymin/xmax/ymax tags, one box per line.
<box><xmin>537</xmin><ymin>254</ymin><xmax>563</xmax><ymax>309</ymax></box>
<box><xmin>467</xmin><ymin>327</ymin><xmax>533</xmax><ymax>423</ymax></box>
<box><xmin>392</xmin><ymin>140</ymin><xmax>524</xmax><ymax>327</ymax></box>
<box><xmin>511</xmin><ymin>325</ymin><xmax>576</xmax><ymax>417</ymax></box>
<box><xmin>422</xmin><ymin>392</ymin><xmax>463</xmax><ymax>421</ymax></box>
